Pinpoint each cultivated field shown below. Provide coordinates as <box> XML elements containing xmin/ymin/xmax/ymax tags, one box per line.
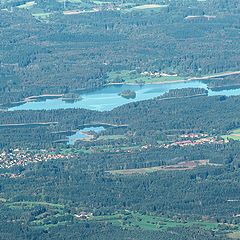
<box><xmin>108</xmin><ymin>159</ymin><xmax>209</xmax><ymax>175</ymax></box>
<box><xmin>132</xmin><ymin>4</ymin><xmax>168</xmax><ymax>10</ymax></box>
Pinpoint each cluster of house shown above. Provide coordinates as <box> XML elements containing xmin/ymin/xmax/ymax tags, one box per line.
<box><xmin>139</xmin><ymin>137</ymin><xmax>228</xmax><ymax>150</ymax></box>
<box><xmin>140</xmin><ymin>71</ymin><xmax>178</xmax><ymax>77</ymax></box>
<box><xmin>63</xmin><ymin>3</ymin><xmax>120</xmax><ymax>15</ymax></box>
<box><xmin>0</xmin><ymin>133</ymin><xmax>229</xmax><ymax>169</ymax></box>
<box><xmin>180</xmin><ymin>133</ymin><xmax>208</xmax><ymax>139</ymax></box>
<box><xmin>0</xmin><ymin>173</ymin><xmax>22</xmax><ymax>178</ymax></box>
<box><xmin>162</xmin><ymin>137</ymin><xmax>229</xmax><ymax>148</ymax></box>
<box><xmin>74</xmin><ymin>212</ymin><xmax>93</xmax><ymax>220</ymax></box>
<box><xmin>88</xmin><ymin>135</ymin><xmax>229</xmax><ymax>155</ymax></box>
<box><xmin>0</xmin><ymin>149</ymin><xmax>73</xmax><ymax>169</ymax></box>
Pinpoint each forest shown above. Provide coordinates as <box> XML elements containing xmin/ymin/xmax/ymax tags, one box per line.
<box><xmin>0</xmin><ymin>0</ymin><xmax>240</xmax><ymax>239</ymax></box>
<box><xmin>0</xmin><ymin>92</ymin><xmax>240</xmax><ymax>148</ymax></box>
<box><xmin>0</xmin><ymin>0</ymin><xmax>240</xmax><ymax>105</ymax></box>
<box><xmin>0</xmin><ymin>90</ymin><xmax>240</xmax><ymax>239</ymax></box>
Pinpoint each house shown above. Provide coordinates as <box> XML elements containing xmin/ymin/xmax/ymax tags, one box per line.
<box><xmin>75</xmin><ymin>212</ymin><xmax>93</xmax><ymax>220</ymax></box>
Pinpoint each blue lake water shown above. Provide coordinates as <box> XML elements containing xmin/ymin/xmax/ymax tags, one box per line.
<box><xmin>9</xmin><ymin>81</ymin><xmax>240</xmax><ymax>112</ymax></box>
<box><xmin>67</xmin><ymin>126</ymin><xmax>105</xmax><ymax>145</ymax></box>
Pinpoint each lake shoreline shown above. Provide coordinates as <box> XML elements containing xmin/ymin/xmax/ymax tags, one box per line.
<box><xmin>5</xmin><ymin>70</ymin><xmax>240</xmax><ymax>111</ymax></box>
<box><xmin>106</xmin><ymin>70</ymin><xmax>240</xmax><ymax>86</ymax></box>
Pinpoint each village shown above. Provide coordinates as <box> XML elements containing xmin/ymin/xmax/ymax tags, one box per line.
<box><xmin>140</xmin><ymin>71</ymin><xmax>178</xmax><ymax>77</ymax></box>
<box><xmin>163</xmin><ymin>133</ymin><xmax>229</xmax><ymax>148</ymax></box>
<box><xmin>0</xmin><ymin>133</ymin><xmax>230</xmax><ymax>170</ymax></box>
<box><xmin>0</xmin><ymin>149</ymin><xmax>73</xmax><ymax>169</ymax></box>
<box><xmin>108</xmin><ymin>133</ymin><xmax>229</xmax><ymax>154</ymax></box>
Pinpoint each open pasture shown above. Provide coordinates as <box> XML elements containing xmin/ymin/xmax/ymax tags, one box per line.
<box><xmin>89</xmin><ymin>211</ymin><xmax>234</xmax><ymax>233</ymax></box>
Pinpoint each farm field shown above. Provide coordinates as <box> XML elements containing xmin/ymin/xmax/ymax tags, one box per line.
<box><xmin>107</xmin><ymin>70</ymin><xmax>240</xmax><ymax>85</ymax></box>
<box><xmin>1</xmin><ymin>0</ymin><xmax>240</xmax><ymax>239</ymax></box>
<box><xmin>223</xmin><ymin>128</ymin><xmax>240</xmax><ymax>141</ymax></box>
<box><xmin>90</xmin><ymin>211</ymin><xmax>239</xmax><ymax>234</ymax></box>
<box><xmin>107</xmin><ymin>160</ymin><xmax>210</xmax><ymax>175</ymax></box>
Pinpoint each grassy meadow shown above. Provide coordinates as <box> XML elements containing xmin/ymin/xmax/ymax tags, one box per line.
<box><xmin>90</xmin><ymin>211</ymin><xmax>239</xmax><ymax>234</ymax></box>
<box><xmin>223</xmin><ymin>128</ymin><xmax>240</xmax><ymax>141</ymax></box>
<box><xmin>107</xmin><ymin>70</ymin><xmax>184</xmax><ymax>85</ymax></box>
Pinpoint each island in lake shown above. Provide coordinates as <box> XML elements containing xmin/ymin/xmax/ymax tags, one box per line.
<box><xmin>119</xmin><ymin>90</ymin><xmax>136</xmax><ymax>99</ymax></box>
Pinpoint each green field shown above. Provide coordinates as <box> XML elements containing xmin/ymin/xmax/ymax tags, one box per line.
<box><xmin>6</xmin><ymin>201</ymin><xmax>64</xmax><ymax>209</ymax></box>
<box><xmin>107</xmin><ymin>70</ymin><xmax>184</xmax><ymax>84</ymax></box>
<box><xmin>90</xmin><ymin>211</ymin><xmax>237</xmax><ymax>233</ymax></box>
<box><xmin>223</xmin><ymin>128</ymin><xmax>240</xmax><ymax>141</ymax></box>
<box><xmin>5</xmin><ymin>200</ymin><xmax>71</xmax><ymax>229</ymax></box>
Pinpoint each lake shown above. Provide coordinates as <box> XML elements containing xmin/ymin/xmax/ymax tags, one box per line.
<box><xmin>67</xmin><ymin>126</ymin><xmax>106</xmax><ymax>145</ymax></box>
<box><xmin>8</xmin><ymin>81</ymin><xmax>240</xmax><ymax>112</ymax></box>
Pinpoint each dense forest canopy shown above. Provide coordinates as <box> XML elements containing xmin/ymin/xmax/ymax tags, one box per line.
<box><xmin>0</xmin><ymin>0</ymin><xmax>239</xmax><ymax>104</ymax></box>
<box><xmin>0</xmin><ymin>0</ymin><xmax>240</xmax><ymax>239</ymax></box>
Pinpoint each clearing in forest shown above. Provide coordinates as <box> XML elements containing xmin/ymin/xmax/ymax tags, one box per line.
<box><xmin>89</xmin><ymin>211</ymin><xmax>236</xmax><ymax>233</ymax></box>
<box><xmin>223</xmin><ymin>128</ymin><xmax>240</xmax><ymax>141</ymax></box>
<box><xmin>132</xmin><ymin>4</ymin><xmax>168</xmax><ymax>10</ymax></box>
<box><xmin>107</xmin><ymin>159</ymin><xmax>209</xmax><ymax>175</ymax></box>
<box><xmin>17</xmin><ymin>1</ymin><xmax>36</xmax><ymax>9</ymax></box>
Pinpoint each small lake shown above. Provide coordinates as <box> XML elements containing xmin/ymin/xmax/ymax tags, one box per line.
<box><xmin>67</xmin><ymin>126</ymin><xmax>105</xmax><ymax>145</ymax></box>
<box><xmin>8</xmin><ymin>81</ymin><xmax>240</xmax><ymax>112</ymax></box>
